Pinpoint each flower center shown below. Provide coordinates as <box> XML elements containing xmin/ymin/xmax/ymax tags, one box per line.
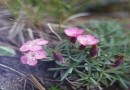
<box><xmin>30</xmin><ymin>52</ymin><xmax>36</xmax><ymax>57</ymax></box>
<box><xmin>31</xmin><ymin>41</ymin><xmax>36</xmax><ymax>46</ymax></box>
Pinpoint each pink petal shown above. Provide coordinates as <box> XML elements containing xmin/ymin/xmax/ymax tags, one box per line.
<box><xmin>37</xmin><ymin>39</ymin><xmax>48</xmax><ymax>45</ymax></box>
<box><xmin>27</xmin><ymin>59</ymin><xmax>38</xmax><ymax>66</ymax></box>
<box><xmin>77</xmin><ymin>35</ymin><xmax>88</xmax><ymax>46</ymax></box>
<box><xmin>64</xmin><ymin>27</ymin><xmax>84</xmax><ymax>37</ymax></box>
<box><xmin>20</xmin><ymin>40</ymin><xmax>32</xmax><ymax>52</ymax></box>
<box><xmin>89</xmin><ymin>39</ymin><xmax>99</xmax><ymax>45</ymax></box>
<box><xmin>20</xmin><ymin>45</ymin><xmax>30</xmax><ymax>52</ymax></box>
<box><xmin>20</xmin><ymin>55</ymin><xmax>27</xmax><ymax>64</ymax></box>
<box><xmin>24</xmin><ymin>40</ymin><xmax>32</xmax><ymax>45</ymax></box>
<box><xmin>34</xmin><ymin>50</ymin><xmax>46</xmax><ymax>59</ymax></box>
<box><xmin>85</xmin><ymin>35</ymin><xmax>99</xmax><ymax>45</ymax></box>
<box><xmin>34</xmin><ymin>39</ymin><xmax>48</xmax><ymax>45</ymax></box>
<box><xmin>30</xmin><ymin>45</ymin><xmax>43</xmax><ymax>51</ymax></box>
<box><xmin>77</xmin><ymin>34</ymin><xmax>99</xmax><ymax>46</ymax></box>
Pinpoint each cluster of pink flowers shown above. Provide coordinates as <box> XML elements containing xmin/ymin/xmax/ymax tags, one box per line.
<box><xmin>64</xmin><ymin>27</ymin><xmax>99</xmax><ymax>57</ymax></box>
<box><xmin>19</xmin><ymin>27</ymin><xmax>123</xmax><ymax>68</ymax></box>
<box><xmin>20</xmin><ymin>39</ymin><xmax>48</xmax><ymax>66</ymax></box>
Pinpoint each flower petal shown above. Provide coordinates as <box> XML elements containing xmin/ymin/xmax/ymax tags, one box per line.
<box><xmin>64</xmin><ymin>27</ymin><xmax>84</xmax><ymax>37</ymax></box>
<box><xmin>77</xmin><ymin>34</ymin><xmax>99</xmax><ymax>46</ymax></box>
<box><xmin>27</xmin><ymin>59</ymin><xmax>38</xmax><ymax>66</ymax></box>
<box><xmin>24</xmin><ymin>40</ymin><xmax>32</xmax><ymax>45</ymax></box>
<box><xmin>20</xmin><ymin>55</ymin><xmax>27</xmax><ymax>64</ymax></box>
<box><xmin>36</xmin><ymin>39</ymin><xmax>48</xmax><ymax>45</ymax></box>
<box><xmin>89</xmin><ymin>39</ymin><xmax>99</xmax><ymax>45</ymax></box>
<box><xmin>34</xmin><ymin>50</ymin><xmax>46</xmax><ymax>59</ymax></box>
<box><xmin>77</xmin><ymin>35</ymin><xmax>88</xmax><ymax>46</ymax></box>
<box><xmin>30</xmin><ymin>45</ymin><xmax>43</xmax><ymax>51</ymax></box>
<box><xmin>20</xmin><ymin>45</ymin><xmax>30</xmax><ymax>52</ymax></box>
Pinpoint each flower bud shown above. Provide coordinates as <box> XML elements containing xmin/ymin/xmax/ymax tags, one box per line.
<box><xmin>89</xmin><ymin>45</ymin><xmax>98</xmax><ymax>57</ymax></box>
<box><xmin>113</xmin><ymin>55</ymin><xmax>124</xmax><ymax>67</ymax></box>
<box><xmin>53</xmin><ymin>51</ymin><xmax>65</xmax><ymax>63</ymax></box>
<box><xmin>79</xmin><ymin>45</ymin><xmax>86</xmax><ymax>50</ymax></box>
<box><xmin>70</xmin><ymin>37</ymin><xmax>77</xmax><ymax>43</ymax></box>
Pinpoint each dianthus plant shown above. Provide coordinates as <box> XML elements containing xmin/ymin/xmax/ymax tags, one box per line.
<box><xmin>20</xmin><ymin>24</ymin><xmax>130</xmax><ymax>89</ymax></box>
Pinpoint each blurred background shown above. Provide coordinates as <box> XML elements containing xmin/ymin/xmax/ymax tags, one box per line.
<box><xmin>0</xmin><ymin>0</ymin><xmax>130</xmax><ymax>45</ymax></box>
<box><xmin>2</xmin><ymin>0</ymin><xmax>130</xmax><ymax>21</ymax></box>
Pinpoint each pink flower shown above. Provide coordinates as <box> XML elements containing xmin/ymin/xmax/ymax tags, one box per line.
<box><xmin>20</xmin><ymin>39</ymin><xmax>48</xmax><ymax>52</ymax></box>
<box><xmin>64</xmin><ymin>27</ymin><xmax>84</xmax><ymax>43</ymax></box>
<box><xmin>21</xmin><ymin>50</ymin><xmax>46</xmax><ymax>66</ymax></box>
<box><xmin>64</xmin><ymin>27</ymin><xmax>84</xmax><ymax>37</ymax></box>
<box><xmin>77</xmin><ymin>34</ymin><xmax>99</xmax><ymax>46</ymax></box>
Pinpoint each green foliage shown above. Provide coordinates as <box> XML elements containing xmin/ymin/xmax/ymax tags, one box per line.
<box><xmin>87</xmin><ymin>20</ymin><xmax>130</xmax><ymax>56</ymax></box>
<box><xmin>6</xmin><ymin>0</ymin><xmax>90</xmax><ymax>22</ymax></box>
<box><xmin>48</xmin><ymin>21</ymin><xmax>130</xmax><ymax>89</ymax></box>
<box><xmin>49</xmin><ymin>85</ymin><xmax>60</xmax><ymax>90</ymax></box>
<box><xmin>0</xmin><ymin>46</ymin><xmax>16</xmax><ymax>56</ymax></box>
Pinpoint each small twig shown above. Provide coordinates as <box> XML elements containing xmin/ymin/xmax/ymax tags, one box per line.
<box><xmin>47</xmin><ymin>23</ymin><xmax>62</xmax><ymax>41</ymax></box>
<box><xmin>29</xmin><ymin>74</ymin><xmax>46</xmax><ymax>90</ymax></box>
<box><xmin>27</xmin><ymin>28</ymin><xmax>34</xmax><ymax>40</ymax></box>
<box><xmin>19</xmin><ymin>30</ymin><xmax>25</xmax><ymax>44</ymax></box>
<box><xmin>9</xmin><ymin>10</ymin><xmax>25</xmax><ymax>39</ymax></box>
<box><xmin>66</xmin><ymin>78</ymin><xmax>78</xmax><ymax>87</ymax></box>
<box><xmin>23</xmin><ymin>79</ymin><xmax>27</xmax><ymax>90</ymax></box>
<box><xmin>66</xmin><ymin>78</ymin><xmax>78</xmax><ymax>90</ymax></box>
<box><xmin>45</xmin><ymin>22</ymin><xmax>71</xmax><ymax>28</ymax></box>
<box><xmin>62</xmin><ymin>12</ymin><xmax>90</xmax><ymax>24</ymax></box>
<box><xmin>0</xmin><ymin>26</ymin><xmax>11</xmax><ymax>31</ymax></box>
<box><xmin>42</xmin><ymin>78</ymin><xmax>60</xmax><ymax>82</ymax></box>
